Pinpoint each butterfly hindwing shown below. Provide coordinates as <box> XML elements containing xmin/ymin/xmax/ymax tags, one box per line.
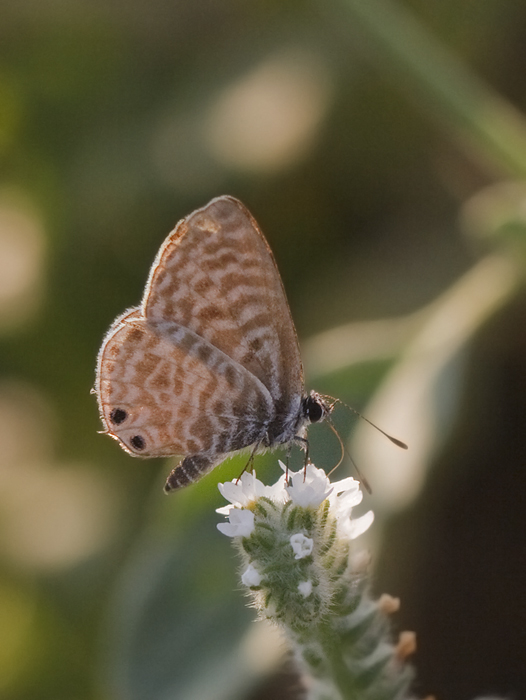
<box><xmin>96</xmin><ymin>309</ymin><xmax>275</xmax><ymax>458</ymax></box>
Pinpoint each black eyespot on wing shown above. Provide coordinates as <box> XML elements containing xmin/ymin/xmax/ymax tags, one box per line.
<box><xmin>131</xmin><ymin>435</ymin><xmax>146</xmax><ymax>450</ymax></box>
<box><xmin>110</xmin><ymin>408</ymin><xmax>128</xmax><ymax>425</ymax></box>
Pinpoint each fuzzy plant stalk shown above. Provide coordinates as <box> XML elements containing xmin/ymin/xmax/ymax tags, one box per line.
<box><xmin>217</xmin><ymin>462</ymin><xmax>416</xmax><ymax>700</ymax></box>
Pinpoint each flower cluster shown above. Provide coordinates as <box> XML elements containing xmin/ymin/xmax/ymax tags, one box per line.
<box><xmin>217</xmin><ymin>461</ymin><xmax>373</xmax><ymax>540</ymax></box>
<box><xmin>217</xmin><ymin>462</ymin><xmax>373</xmax><ymax>627</ymax></box>
<box><xmin>217</xmin><ymin>462</ymin><xmax>414</xmax><ymax>700</ymax></box>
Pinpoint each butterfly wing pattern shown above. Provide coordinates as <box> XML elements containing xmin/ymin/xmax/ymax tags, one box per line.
<box><xmin>96</xmin><ymin>196</ymin><xmax>329</xmax><ymax>492</ymax></box>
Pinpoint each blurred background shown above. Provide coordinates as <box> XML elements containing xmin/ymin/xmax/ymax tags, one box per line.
<box><xmin>1</xmin><ymin>0</ymin><xmax>526</xmax><ymax>698</ymax></box>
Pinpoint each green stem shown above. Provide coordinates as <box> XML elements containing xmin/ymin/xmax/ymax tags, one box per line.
<box><xmin>332</xmin><ymin>0</ymin><xmax>526</xmax><ymax>177</ymax></box>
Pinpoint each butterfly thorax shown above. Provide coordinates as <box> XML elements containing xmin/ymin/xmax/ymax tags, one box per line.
<box><xmin>263</xmin><ymin>390</ymin><xmax>331</xmax><ymax>448</ymax></box>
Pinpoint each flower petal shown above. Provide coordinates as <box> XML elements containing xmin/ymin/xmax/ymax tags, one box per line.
<box><xmin>217</xmin><ymin>508</ymin><xmax>255</xmax><ymax>538</ymax></box>
<box><xmin>215</xmin><ymin>504</ymin><xmax>234</xmax><ymax>515</ymax></box>
<box><xmin>290</xmin><ymin>533</ymin><xmax>314</xmax><ymax>559</ymax></box>
<box><xmin>286</xmin><ymin>464</ymin><xmax>333</xmax><ymax>508</ymax></box>
<box><xmin>298</xmin><ymin>580</ymin><xmax>312</xmax><ymax>597</ymax></box>
<box><xmin>241</xmin><ymin>563</ymin><xmax>262</xmax><ymax>587</ymax></box>
<box><xmin>340</xmin><ymin>509</ymin><xmax>374</xmax><ymax>540</ymax></box>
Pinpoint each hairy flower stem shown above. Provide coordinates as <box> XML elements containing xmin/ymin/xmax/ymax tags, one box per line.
<box><xmin>294</xmin><ymin>585</ymin><xmax>414</xmax><ymax>700</ymax></box>
<box><xmin>218</xmin><ymin>465</ymin><xmax>415</xmax><ymax>700</ymax></box>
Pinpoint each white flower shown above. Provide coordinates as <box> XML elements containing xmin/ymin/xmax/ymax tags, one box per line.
<box><xmin>217</xmin><ymin>508</ymin><xmax>255</xmax><ymax>538</ymax></box>
<box><xmin>298</xmin><ymin>580</ymin><xmax>312</xmax><ymax>597</ymax></box>
<box><xmin>262</xmin><ymin>471</ymin><xmax>289</xmax><ymax>503</ymax></box>
<box><xmin>323</xmin><ymin>475</ymin><xmax>374</xmax><ymax>539</ymax></box>
<box><xmin>285</xmin><ymin>463</ymin><xmax>333</xmax><ymax>508</ymax></box>
<box><xmin>241</xmin><ymin>563</ymin><xmax>262</xmax><ymax>587</ymax></box>
<box><xmin>217</xmin><ymin>461</ymin><xmax>373</xmax><ymax>543</ymax></box>
<box><xmin>217</xmin><ymin>471</ymin><xmax>265</xmax><ymax>510</ymax></box>
<box><xmin>217</xmin><ymin>470</ymin><xmax>288</xmax><ymax>516</ymax></box>
<box><xmin>290</xmin><ymin>533</ymin><xmax>314</xmax><ymax>559</ymax></box>
<box><xmin>338</xmin><ymin>509</ymin><xmax>375</xmax><ymax>540</ymax></box>
<box><xmin>328</xmin><ymin>477</ymin><xmax>363</xmax><ymax>520</ymax></box>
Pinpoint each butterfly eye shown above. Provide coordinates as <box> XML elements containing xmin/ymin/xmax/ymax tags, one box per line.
<box><xmin>303</xmin><ymin>395</ymin><xmax>324</xmax><ymax>423</ymax></box>
<box><xmin>130</xmin><ymin>435</ymin><xmax>146</xmax><ymax>450</ymax></box>
<box><xmin>110</xmin><ymin>408</ymin><xmax>127</xmax><ymax>425</ymax></box>
<box><xmin>308</xmin><ymin>402</ymin><xmax>323</xmax><ymax>423</ymax></box>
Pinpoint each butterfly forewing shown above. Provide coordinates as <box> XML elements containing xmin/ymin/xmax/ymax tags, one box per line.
<box><xmin>143</xmin><ymin>196</ymin><xmax>303</xmax><ymax>411</ymax></box>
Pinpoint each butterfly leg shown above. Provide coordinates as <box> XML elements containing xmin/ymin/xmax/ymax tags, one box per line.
<box><xmin>293</xmin><ymin>436</ymin><xmax>310</xmax><ymax>481</ymax></box>
<box><xmin>294</xmin><ymin>436</ymin><xmax>310</xmax><ymax>464</ymax></box>
<box><xmin>284</xmin><ymin>444</ymin><xmax>293</xmax><ymax>483</ymax></box>
<box><xmin>235</xmin><ymin>442</ymin><xmax>260</xmax><ymax>483</ymax></box>
<box><xmin>164</xmin><ymin>454</ymin><xmax>220</xmax><ymax>493</ymax></box>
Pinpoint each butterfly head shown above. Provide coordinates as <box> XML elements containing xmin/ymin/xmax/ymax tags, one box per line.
<box><xmin>302</xmin><ymin>391</ymin><xmax>333</xmax><ymax>425</ymax></box>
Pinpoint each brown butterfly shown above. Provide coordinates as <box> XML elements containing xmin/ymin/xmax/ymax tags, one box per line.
<box><xmin>95</xmin><ymin>196</ymin><xmax>330</xmax><ymax>492</ymax></box>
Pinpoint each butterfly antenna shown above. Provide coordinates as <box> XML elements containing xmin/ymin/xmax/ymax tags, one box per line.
<box><xmin>326</xmin><ymin>418</ymin><xmax>345</xmax><ymax>472</ymax></box>
<box><xmin>333</xmin><ymin>398</ymin><xmax>408</xmax><ymax>450</ymax></box>
<box><xmin>326</xmin><ymin>417</ymin><xmax>372</xmax><ymax>495</ymax></box>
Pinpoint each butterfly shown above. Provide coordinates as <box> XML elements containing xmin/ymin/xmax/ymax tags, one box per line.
<box><xmin>96</xmin><ymin>196</ymin><xmax>331</xmax><ymax>492</ymax></box>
